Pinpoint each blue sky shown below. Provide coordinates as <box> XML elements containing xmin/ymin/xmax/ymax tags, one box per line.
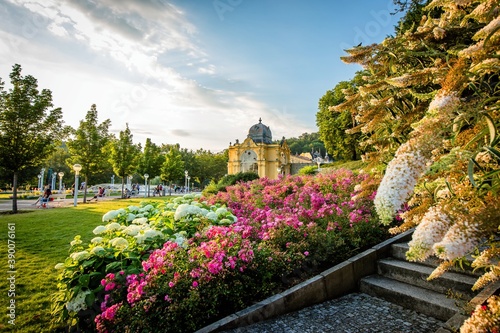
<box><xmin>0</xmin><ymin>0</ymin><xmax>403</xmax><ymax>152</ymax></box>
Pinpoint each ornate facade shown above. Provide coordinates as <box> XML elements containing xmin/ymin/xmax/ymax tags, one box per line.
<box><xmin>227</xmin><ymin>119</ymin><xmax>291</xmax><ymax>180</ymax></box>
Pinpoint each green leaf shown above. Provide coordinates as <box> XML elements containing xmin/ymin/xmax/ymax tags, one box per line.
<box><xmin>105</xmin><ymin>261</ymin><xmax>122</xmax><ymax>272</ymax></box>
<box><xmin>468</xmin><ymin>158</ymin><xmax>479</xmax><ymax>187</ymax></box>
<box><xmin>78</xmin><ymin>274</ymin><xmax>90</xmax><ymax>287</ymax></box>
<box><xmin>484</xmin><ymin>113</ymin><xmax>498</xmax><ymax>146</ymax></box>
<box><xmin>484</xmin><ymin>146</ymin><xmax>500</xmax><ymax>160</ymax></box>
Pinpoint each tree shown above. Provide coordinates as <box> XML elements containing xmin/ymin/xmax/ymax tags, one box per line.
<box><xmin>107</xmin><ymin>124</ymin><xmax>141</xmax><ymax>198</ymax></box>
<box><xmin>160</xmin><ymin>147</ymin><xmax>185</xmax><ymax>195</ymax></box>
<box><xmin>67</xmin><ymin>104</ymin><xmax>111</xmax><ymax>202</ymax></box>
<box><xmin>192</xmin><ymin>149</ymin><xmax>228</xmax><ymax>188</ymax></box>
<box><xmin>0</xmin><ymin>64</ymin><xmax>64</xmax><ymax>212</ymax></box>
<box><xmin>316</xmin><ymin>79</ymin><xmax>362</xmax><ymax>161</ymax></box>
<box><xmin>137</xmin><ymin>138</ymin><xmax>163</xmax><ymax>196</ymax></box>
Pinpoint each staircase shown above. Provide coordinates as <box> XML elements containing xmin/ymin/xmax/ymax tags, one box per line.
<box><xmin>360</xmin><ymin>242</ymin><xmax>477</xmax><ymax>322</ymax></box>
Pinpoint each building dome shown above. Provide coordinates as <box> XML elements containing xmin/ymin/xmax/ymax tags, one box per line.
<box><xmin>248</xmin><ymin>118</ymin><xmax>272</xmax><ymax>144</ymax></box>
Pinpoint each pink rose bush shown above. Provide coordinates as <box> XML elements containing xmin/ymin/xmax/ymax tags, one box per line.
<box><xmin>53</xmin><ymin>170</ymin><xmax>388</xmax><ymax>332</ymax></box>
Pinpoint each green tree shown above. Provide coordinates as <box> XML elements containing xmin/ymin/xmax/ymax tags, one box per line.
<box><xmin>67</xmin><ymin>104</ymin><xmax>111</xmax><ymax>202</ymax></box>
<box><xmin>137</xmin><ymin>138</ymin><xmax>163</xmax><ymax>196</ymax></box>
<box><xmin>316</xmin><ymin>79</ymin><xmax>362</xmax><ymax>161</ymax></box>
<box><xmin>161</xmin><ymin>146</ymin><xmax>185</xmax><ymax>195</ymax></box>
<box><xmin>0</xmin><ymin>64</ymin><xmax>64</xmax><ymax>212</ymax></box>
<box><xmin>107</xmin><ymin>123</ymin><xmax>141</xmax><ymax>198</ymax></box>
<box><xmin>43</xmin><ymin>144</ymin><xmax>72</xmax><ymax>190</ymax></box>
<box><xmin>192</xmin><ymin>149</ymin><xmax>228</xmax><ymax>188</ymax></box>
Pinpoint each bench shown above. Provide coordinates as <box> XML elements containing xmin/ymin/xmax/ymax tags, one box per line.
<box><xmin>38</xmin><ymin>193</ymin><xmax>67</xmax><ymax>208</ymax></box>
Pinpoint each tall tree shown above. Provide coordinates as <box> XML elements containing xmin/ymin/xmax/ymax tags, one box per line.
<box><xmin>192</xmin><ymin>149</ymin><xmax>228</xmax><ymax>188</ymax></box>
<box><xmin>67</xmin><ymin>104</ymin><xmax>111</xmax><ymax>202</ymax></box>
<box><xmin>316</xmin><ymin>78</ymin><xmax>362</xmax><ymax>161</ymax></box>
<box><xmin>107</xmin><ymin>123</ymin><xmax>140</xmax><ymax>198</ymax></box>
<box><xmin>161</xmin><ymin>147</ymin><xmax>185</xmax><ymax>195</ymax></box>
<box><xmin>0</xmin><ymin>64</ymin><xmax>64</xmax><ymax>212</ymax></box>
<box><xmin>137</xmin><ymin>138</ymin><xmax>163</xmax><ymax>196</ymax></box>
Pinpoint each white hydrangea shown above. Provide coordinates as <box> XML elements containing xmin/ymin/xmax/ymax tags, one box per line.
<box><xmin>110</xmin><ymin>237</ymin><xmax>129</xmax><ymax>250</ymax></box>
<box><xmin>200</xmin><ymin>208</ymin><xmax>209</xmax><ymax>216</ymax></box>
<box><xmin>123</xmin><ymin>225</ymin><xmax>141</xmax><ymax>236</ymax></box>
<box><xmin>91</xmin><ymin>237</ymin><xmax>103</xmax><ymax>244</ymax></box>
<box><xmin>143</xmin><ymin>229</ymin><xmax>162</xmax><ymax>239</ymax></box>
<box><xmin>142</xmin><ymin>204</ymin><xmax>154</xmax><ymax>211</ymax></box>
<box><xmin>102</xmin><ymin>210</ymin><xmax>120</xmax><ymax>222</ymax></box>
<box><xmin>406</xmin><ymin>205</ymin><xmax>453</xmax><ymax>261</ymax></box>
<box><xmin>90</xmin><ymin>246</ymin><xmax>105</xmax><ymax>255</ymax></box>
<box><xmin>174</xmin><ymin>203</ymin><xmax>202</xmax><ymax>221</ymax></box>
<box><xmin>126</xmin><ymin>213</ymin><xmax>136</xmax><ymax>222</ymax></box>
<box><xmin>128</xmin><ymin>205</ymin><xmax>140</xmax><ymax>212</ymax></box>
<box><xmin>205</xmin><ymin>212</ymin><xmax>218</xmax><ymax>222</ymax></box>
<box><xmin>215</xmin><ymin>207</ymin><xmax>228</xmax><ymax>216</ymax></box>
<box><xmin>105</xmin><ymin>222</ymin><xmax>122</xmax><ymax>231</ymax></box>
<box><xmin>93</xmin><ymin>225</ymin><xmax>106</xmax><ymax>235</ymax></box>
<box><xmin>70</xmin><ymin>251</ymin><xmax>90</xmax><ymax>262</ymax></box>
<box><xmin>132</xmin><ymin>217</ymin><xmax>148</xmax><ymax>225</ymax></box>
<box><xmin>66</xmin><ymin>290</ymin><xmax>91</xmax><ymax>313</ymax></box>
<box><xmin>134</xmin><ymin>233</ymin><xmax>147</xmax><ymax>244</ymax></box>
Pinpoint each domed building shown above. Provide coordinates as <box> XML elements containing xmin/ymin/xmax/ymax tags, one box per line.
<box><xmin>227</xmin><ymin>118</ymin><xmax>291</xmax><ymax>179</ymax></box>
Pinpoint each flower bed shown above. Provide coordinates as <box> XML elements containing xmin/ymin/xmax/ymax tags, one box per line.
<box><xmin>52</xmin><ymin>170</ymin><xmax>389</xmax><ymax>332</ymax></box>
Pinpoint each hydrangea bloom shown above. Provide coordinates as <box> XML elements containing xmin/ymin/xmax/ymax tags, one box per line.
<box><xmin>174</xmin><ymin>203</ymin><xmax>202</xmax><ymax>221</ymax></box>
<box><xmin>110</xmin><ymin>237</ymin><xmax>129</xmax><ymax>250</ymax></box>
<box><xmin>70</xmin><ymin>251</ymin><xmax>90</xmax><ymax>262</ymax></box>
<box><xmin>66</xmin><ymin>290</ymin><xmax>91</xmax><ymax>313</ymax></box>
<box><xmin>93</xmin><ymin>226</ymin><xmax>106</xmax><ymax>235</ymax></box>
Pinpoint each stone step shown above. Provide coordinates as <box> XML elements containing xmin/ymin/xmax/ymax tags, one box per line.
<box><xmin>360</xmin><ymin>275</ymin><xmax>459</xmax><ymax>321</ymax></box>
<box><xmin>390</xmin><ymin>243</ymin><xmax>479</xmax><ymax>276</ymax></box>
<box><xmin>378</xmin><ymin>258</ymin><xmax>477</xmax><ymax>300</ymax></box>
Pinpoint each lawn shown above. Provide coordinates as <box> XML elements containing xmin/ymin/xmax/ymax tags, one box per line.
<box><xmin>0</xmin><ymin>198</ymin><xmax>169</xmax><ymax>333</ymax></box>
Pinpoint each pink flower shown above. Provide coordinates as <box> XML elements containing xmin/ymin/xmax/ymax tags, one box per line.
<box><xmin>304</xmin><ymin>251</ymin><xmax>309</xmax><ymax>256</ymax></box>
<box><xmin>192</xmin><ymin>281</ymin><xmax>199</xmax><ymax>288</ymax></box>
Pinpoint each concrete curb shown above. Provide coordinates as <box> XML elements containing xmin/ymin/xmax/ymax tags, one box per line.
<box><xmin>196</xmin><ymin>229</ymin><xmax>414</xmax><ymax>333</ymax></box>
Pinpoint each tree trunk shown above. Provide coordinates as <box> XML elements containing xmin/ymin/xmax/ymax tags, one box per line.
<box><xmin>121</xmin><ymin>178</ymin><xmax>125</xmax><ymax>198</ymax></box>
<box><xmin>12</xmin><ymin>172</ymin><xmax>18</xmax><ymax>213</ymax></box>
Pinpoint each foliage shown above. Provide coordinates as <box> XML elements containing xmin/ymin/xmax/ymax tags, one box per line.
<box><xmin>334</xmin><ymin>3</ymin><xmax>500</xmax><ymax>331</ymax></box>
<box><xmin>316</xmin><ymin>76</ymin><xmax>364</xmax><ymax>161</ymax></box>
<box><xmin>67</xmin><ymin>104</ymin><xmax>112</xmax><ymax>202</ymax></box>
<box><xmin>192</xmin><ymin>148</ymin><xmax>228</xmax><ymax>188</ymax></box>
<box><xmin>284</xmin><ymin>132</ymin><xmax>326</xmax><ymax>156</ymax></box>
<box><xmin>54</xmin><ymin>170</ymin><xmax>388</xmax><ymax>332</ymax></box>
<box><xmin>51</xmin><ymin>195</ymin><xmax>237</xmax><ymax>332</ymax></box>
<box><xmin>107</xmin><ymin>124</ymin><xmax>141</xmax><ymax>197</ymax></box>
<box><xmin>202</xmin><ymin>171</ymin><xmax>260</xmax><ymax>195</ymax></box>
<box><xmin>137</xmin><ymin>138</ymin><xmax>163</xmax><ymax>185</ymax></box>
<box><xmin>0</xmin><ymin>64</ymin><xmax>65</xmax><ymax>212</ymax></box>
<box><xmin>160</xmin><ymin>146</ymin><xmax>185</xmax><ymax>188</ymax></box>
<box><xmin>297</xmin><ymin>165</ymin><xmax>318</xmax><ymax>175</ymax></box>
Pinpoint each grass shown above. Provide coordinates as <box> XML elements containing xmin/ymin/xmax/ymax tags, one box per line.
<box><xmin>0</xmin><ymin>198</ymin><xmax>169</xmax><ymax>333</ymax></box>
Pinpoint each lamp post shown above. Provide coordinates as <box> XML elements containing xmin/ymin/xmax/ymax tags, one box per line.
<box><xmin>187</xmin><ymin>176</ymin><xmax>191</xmax><ymax>193</ymax></box>
<box><xmin>73</xmin><ymin>164</ymin><xmax>82</xmax><ymax>207</ymax></box>
<box><xmin>184</xmin><ymin>170</ymin><xmax>188</xmax><ymax>193</ymax></box>
<box><xmin>144</xmin><ymin>174</ymin><xmax>149</xmax><ymax>198</ymax></box>
<box><xmin>37</xmin><ymin>174</ymin><xmax>41</xmax><ymax>192</ymax></box>
<box><xmin>111</xmin><ymin>175</ymin><xmax>115</xmax><ymax>187</ymax></box>
<box><xmin>58</xmin><ymin>172</ymin><xmax>64</xmax><ymax>192</ymax></box>
<box><xmin>51</xmin><ymin>173</ymin><xmax>56</xmax><ymax>191</ymax></box>
<box><xmin>40</xmin><ymin>168</ymin><xmax>45</xmax><ymax>188</ymax></box>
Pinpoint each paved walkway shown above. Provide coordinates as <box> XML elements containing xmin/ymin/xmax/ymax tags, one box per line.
<box><xmin>221</xmin><ymin>293</ymin><xmax>445</xmax><ymax>333</ymax></box>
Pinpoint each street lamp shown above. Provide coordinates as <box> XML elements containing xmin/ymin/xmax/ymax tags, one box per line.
<box><xmin>187</xmin><ymin>176</ymin><xmax>191</xmax><ymax>193</ymax></box>
<box><xmin>184</xmin><ymin>170</ymin><xmax>188</xmax><ymax>193</ymax></box>
<box><xmin>111</xmin><ymin>175</ymin><xmax>115</xmax><ymax>187</ymax></box>
<box><xmin>144</xmin><ymin>174</ymin><xmax>149</xmax><ymax>198</ymax></box>
<box><xmin>51</xmin><ymin>173</ymin><xmax>56</xmax><ymax>191</ymax></box>
<box><xmin>37</xmin><ymin>174</ymin><xmax>41</xmax><ymax>192</ymax></box>
<box><xmin>73</xmin><ymin>164</ymin><xmax>82</xmax><ymax>207</ymax></box>
<box><xmin>40</xmin><ymin>168</ymin><xmax>45</xmax><ymax>188</ymax></box>
<box><xmin>58</xmin><ymin>172</ymin><xmax>64</xmax><ymax>192</ymax></box>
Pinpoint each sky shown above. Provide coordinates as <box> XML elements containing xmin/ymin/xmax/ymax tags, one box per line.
<box><xmin>0</xmin><ymin>0</ymin><xmax>403</xmax><ymax>152</ymax></box>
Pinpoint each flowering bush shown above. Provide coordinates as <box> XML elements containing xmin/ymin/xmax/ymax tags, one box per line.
<box><xmin>460</xmin><ymin>295</ymin><xmax>500</xmax><ymax>333</ymax></box>
<box><xmin>51</xmin><ymin>194</ymin><xmax>237</xmax><ymax>331</ymax></box>
<box><xmin>53</xmin><ymin>170</ymin><xmax>388</xmax><ymax>332</ymax></box>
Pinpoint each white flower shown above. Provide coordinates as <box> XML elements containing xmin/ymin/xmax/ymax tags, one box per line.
<box><xmin>105</xmin><ymin>222</ymin><xmax>121</xmax><ymax>231</ymax></box>
<box><xmin>123</xmin><ymin>225</ymin><xmax>141</xmax><ymax>236</ymax></box>
<box><xmin>70</xmin><ymin>251</ymin><xmax>90</xmax><ymax>262</ymax></box>
<box><xmin>102</xmin><ymin>210</ymin><xmax>119</xmax><ymax>222</ymax></box>
<box><xmin>66</xmin><ymin>290</ymin><xmax>91</xmax><ymax>313</ymax></box>
<box><xmin>70</xmin><ymin>238</ymin><xmax>82</xmax><ymax>246</ymax></box>
<box><xmin>205</xmin><ymin>212</ymin><xmax>218</xmax><ymax>222</ymax></box>
<box><xmin>134</xmin><ymin>233</ymin><xmax>147</xmax><ymax>244</ymax></box>
<box><xmin>128</xmin><ymin>205</ymin><xmax>140</xmax><ymax>212</ymax></box>
<box><xmin>433</xmin><ymin>220</ymin><xmax>480</xmax><ymax>261</ymax></box>
<box><xmin>126</xmin><ymin>213</ymin><xmax>136</xmax><ymax>222</ymax></box>
<box><xmin>406</xmin><ymin>205</ymin><xmax>453</xmax><ymax>261</ymax></box>
<box><xmin>54</xmin><ymin>263</ymin><xmax>65</xmax><ymax>269</ymax></box>
<box><xmin>174</xmin><ymin>203</ymin><xmax>202</xmax><ymax>221</ymax></box>
<box><xmin>91</xmin><ymin>246</ymin><xmax>105</xmax><ymax>255</ymax></box>
<box><xmin>143</xmin><ymin>229</ymin><xmax>162</xmax><ymax>239</ymax></box>
<box><xmin>215</xmin><ymin>207</ymin><xmax>228</xmax><ymax>216</ymax></box>
<box><xmin>132</xmin><ymin>217</ymin><xmax>148</xmax><ymax>225</ymax></box>
<box><xmin>110</xmin><ymin>237</ymin><xmax>129</xmax><ymax>250</ymax></box>
<box><xmin>91</xmin><ymin>237</ymin><xmax>103</xmax><ymax>244</ymax></box>
<box><xmin>93</xmin><ymin>225</ymin><xmax>106</xmax><ymax>235</ymax></box>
